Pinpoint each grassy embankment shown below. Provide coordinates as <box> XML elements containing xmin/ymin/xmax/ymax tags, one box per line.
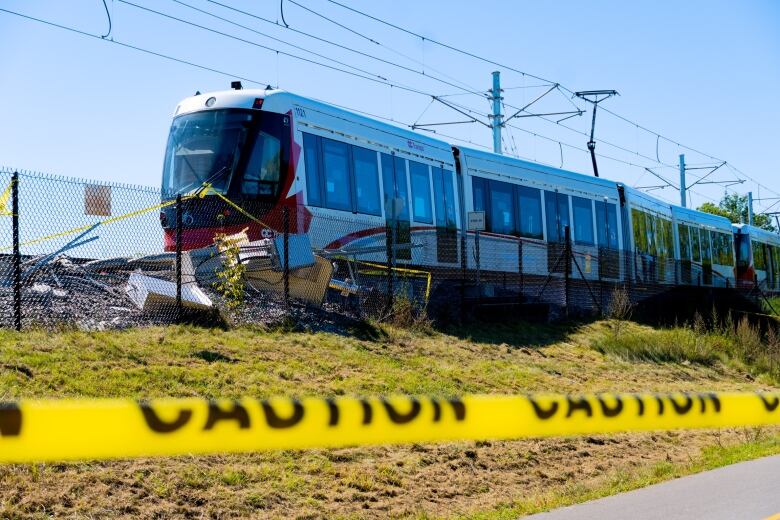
<box><xmin>0</xmin><ymin>317</ymin><xmax>779</xmax><ymax>518</ymax></box>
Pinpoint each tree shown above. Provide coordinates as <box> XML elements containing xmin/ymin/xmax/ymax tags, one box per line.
<box><xmin>697</xmin><ymin>193</ymin><xmax>775</xmax><ymax>231</ymax></box>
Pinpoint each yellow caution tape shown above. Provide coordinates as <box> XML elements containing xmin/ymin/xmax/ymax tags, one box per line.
<box><xmin>1</xmin><ymin>391</ymin><xmax>779</xmax><ymax>462</ymax></box>
<box><xmin>205</xmin><ymin>186</ymin><xmax>272</xmax><ymax>230</ymax></box>
<box><xmin>353</xmin><ymin>260</ymin><xmax>432</xmax><ymax>302</ymax></box>
<box><xmin>0</xmin><ymin>178</ymin><xmax>13</xmax><ymax>216</ymax></box>
<box><xmin>0</xmin><ymin>196</ymin><xmax>190</xmax><ymax>252</ymax></box>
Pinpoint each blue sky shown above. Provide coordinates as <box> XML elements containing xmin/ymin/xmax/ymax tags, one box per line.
<box><xmin>1</xmin><ymin>0</ymin><xmax>778</xmax><ymax>214</ymax></box>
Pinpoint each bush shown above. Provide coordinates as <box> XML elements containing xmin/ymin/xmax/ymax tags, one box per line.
<box><xmin>212</xmin><ymin>233</ymin><xmax>247</xmax><ymax>310</ymax></box>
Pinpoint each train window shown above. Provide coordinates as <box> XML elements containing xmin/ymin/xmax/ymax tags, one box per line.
<box><xmin>442</xmin><ymin>170</ymin><xmax>457</xmax><ymax>228</ymax></box>
<box><xmin>409</xmin><ymin>161</ymin><xmax>433</xmax><ymax>224</ymax></box>
<box><xmin>701</xmin><ymin>230</ymin><xmax>712</xmax><ymax>263</ymax></box>
<box><xmin>302</xmin><ymin>133</ymin><xmax>322</xmax><ymax>206</ymax></box>
<box><xmin>472</xmin><ymin>176</ymin><xmax>488</xmax><ymax>214</ymax></box>
<box><xmin>632</xmin><ymin>209</ymin><xmax>647</xmax><ymax>253</ymax></box>
<box><xmin>545</xmin><ymin>191</ymin><xmax>570</xmax><ymax>242</ymax></box>
<box><xmin>321</xmin><ymin>138</ymin><xmax>352</xmax><ymax>211</ymax></box>
<box><xmin>691</xmin><ymin>226</ymin><xmax>702</xmax><ymax>262</ymax></box>
<box><xmin>677</xmin><ymin>224</ymin><xmax>691</xmax><ymax>261</ymax></box>
<box><xmin>753</xmin><ymin>241</ymin><xmax>767</xmax><ymax>271</ymax></box>
<box><xmin>659</xmin><ymin>218</ymin><xmax>673</xmax><ymax>259</ymax></box>
<box><xmin>595</xmin><ymin>201</ymin><xmax>619</xmax><ymax>250</ymax></box>
<box><xmin>712</xmin><ymin>232</ymin><xmax>733</xmax><ymax>265</ymax></box>
<box><xmin>242</xmin><ymin>131</ymin><xmax>281</xmax><ymax>197</ymax></box>
<box><xmin>517</xmin><ymin>186</ymin><xmax>543</xmax><ymax>239</ymax></box>
<box><xmin>432</xmin><ymin>168</ymin><xmax>457</xmax><ymax>228</ymax></box>
<box><xmin>645</xmin><ymin>215</ymin><xmax>657</xmax><ymax>256</ymax></box>
<box><xmin>725</xmin><ymin>234</ymin><xmax>735</xmax><ymax>265</ymax></box>
<box><xmin>352</xmin><ymin>147</ymin><xmax>381</xmax><ymax>216</ymax></box>
<box><xmin>490</xmin><ymin>180</ymin><xmax>516</xmax><ymax>235</ymax></box>
<box><xmin>735</xmin><ymin>234</ymin><xmax>750</xmax><ymax>267</ymax></box>
<box><xmin>572</xmin><ymin>196</ymin><xmax>594</xmax><ymax>245</ymax></box>
<box><xmin>381</xmin><ymin>154</ymin><xmax>409</xmax><ymax>220</ymax></box>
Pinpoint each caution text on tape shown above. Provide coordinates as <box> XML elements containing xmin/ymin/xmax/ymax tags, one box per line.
<box><xmin>1</xmin><ymin>392</ymin><xmax>779</xmax><ymax>462</ymax></box>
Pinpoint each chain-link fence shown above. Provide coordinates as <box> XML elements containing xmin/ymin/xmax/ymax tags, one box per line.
<box><xmin>0</xmin><ymin>168</ymin><xmax>771</xmax><ymax>331</ymax></box>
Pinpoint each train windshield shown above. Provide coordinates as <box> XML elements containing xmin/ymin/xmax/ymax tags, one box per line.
<box><xmin>162</xmin><ymin>109</ymin><xmax>283</xmax><ymax>198</ymax></box>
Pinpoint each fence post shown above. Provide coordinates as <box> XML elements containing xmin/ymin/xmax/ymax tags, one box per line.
<box><xmin>598</xmin><ymin>247</ymin><xmax>604</xmax><ymax>316</ymax></box>
<box><xmin>11</xmin><ymin>172</ymin><xmax>21</xmax><ymax>331</ymax></box>
<box><xmin>475</xmin><ymin>230</ymin><xmax>481</xmax><ymax>299</ymax></box>
<box><xmin>175</xmin><ymin>194</ymin><xmax>183</xmax><ymax>322</ymax></box>
<box><xmin>517</xmin><ymin>238</ymin><xmax>524</xmax><ymax>304</ymax></box>
<box><xmin>564</xmin><ymin>226</ymin><xmax>571</xmax><ymax>318</ymax></box>
<box><xmin>283</xmin><ymin>206</ymin><xmax>290</xmax><ymax>309</ymax></box>
<box><xmin>459</xmin><ymin>233</ymin><xmax>466</xmax><ymax>323</ymax></box>
<box><xmin>386</xmin><ymin>221</ymin><xmax>395</xmax><ymax>313</ymax></box>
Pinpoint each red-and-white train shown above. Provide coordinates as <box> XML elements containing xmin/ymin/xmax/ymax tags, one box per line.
<box><xmin>159</xmin><ymin>85</ymin><xmax>779</xmax><ymax>292</ymax></box>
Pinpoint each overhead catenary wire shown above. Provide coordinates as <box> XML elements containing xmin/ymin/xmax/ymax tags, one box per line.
<box><xmin>318</xmin><ymin>0</ymin><xmax>772</xmax><ymax>198</ymax></box>
<box><xmin>180</xmin><ymin>0</ymin><xmax>726</xmax><ymax>196</ymax></box>
<box><xmin>100</xmin><ymin>0</ymin><xmax>112</xmax><ymax>38</ymax></box>
<box><xmin>201</xmin><ymin>0</ymin><xmax>488</xmax><ymax>100</ymax></box>
<box><xmin>0</xmin><ymin>5</ymin><xmax>743</xmax><ymax>208</ymax></box>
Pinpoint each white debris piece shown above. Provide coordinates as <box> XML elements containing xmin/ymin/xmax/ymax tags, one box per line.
<box><xmin>125</xmin><ymin>272</ymin><xmax>212</xmax><ymax>312</ymax></box>
<box><xmin>31</xmin><ymin>283</ymin><xmax>52</xmax><ymax>295</ymax></box>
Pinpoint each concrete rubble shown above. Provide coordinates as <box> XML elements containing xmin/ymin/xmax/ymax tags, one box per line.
<box><xmin>125</xmin><ymin>272</ymin><xmax>212</xmax><ymax>312</ymax></box>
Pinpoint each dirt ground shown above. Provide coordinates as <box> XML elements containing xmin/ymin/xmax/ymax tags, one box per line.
<box><xmin>0</xmin><ymin>428</ymin><xmax>767</xmax><ymax>519</ymax></box>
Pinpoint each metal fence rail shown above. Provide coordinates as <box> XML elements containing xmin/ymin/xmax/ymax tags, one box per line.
<box><xmin>0</xmin><ymin>168</ymin><xmax>770</xmax><ymax>331</ymax></box>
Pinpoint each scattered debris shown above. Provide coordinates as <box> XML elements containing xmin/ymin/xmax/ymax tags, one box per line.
<box><xmin>125</xmin><ymin>272</ymin><xmax>212</xmax><ymax>312</ymax></box>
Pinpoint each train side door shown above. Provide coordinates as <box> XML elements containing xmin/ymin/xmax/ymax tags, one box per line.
<box><xmin>432</xmin><ymin>165</ymin><xmax>458</xmax><ymax>263</ymax></box>
<box><xmin>596</xmin><ymin>200</ymin><xmax>619</xmax><ymax>278</ymax></box>
<box><xmin>381</xmin><ymin>153</ymin><xmax>411</xmax><ymax>261</ymax></box>
<box><xmin>701</xmin><ymin>229</ymin><xmax>713</xmax><ymax>285</ymax></box>
<box><xmin>544</xmin><ymin>190</ymin><xmax>570</xmax><ymax>273</ymax></box>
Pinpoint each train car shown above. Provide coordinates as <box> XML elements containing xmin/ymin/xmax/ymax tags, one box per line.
<box><xmin>734</xmin><ymin>224</ymin><xmax>780</xmax><ymax>290</ymax></box>
<box><xmin>672</xmin><ymin>207</ymin><xmax>735</xmax><ymax>287</ymax></box>
<box><xmin>621</xmin><ymin>187</ymin><xmax>676</xmax><ymax>285</ymax></box>
<box><xmin>159</xmin><ymin>85</ymin><xmax>459</xmax><ymax>268</ymax></box>
<box><xmin>455</xmin><ymin>147</ymin><xmax>623</xmax><ymax>281</ymax></box>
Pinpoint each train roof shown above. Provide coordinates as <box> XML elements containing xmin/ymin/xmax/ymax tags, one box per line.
<box><xmin>174</xmin><ymin>88</ymin><xmax>455</xmax><ymax>163</ymax></box>
<box><xmin>733</xmin><ymin>223</ymin><xmax>780</xmax><ymax>244</ymax></box>
<box><xmin>173</xmin><ymin>88</ymin><xmax>754</xmax><ymax>233</ymax></box>
<box><xmin>456</xmin><ymin>146</ymin><xmax>620</xmax><ymax>200</ymax></box>
<box><xmin>671</xmin><ymin>205</ymin><xmax>733</xmax><ymax>231</ymax></box>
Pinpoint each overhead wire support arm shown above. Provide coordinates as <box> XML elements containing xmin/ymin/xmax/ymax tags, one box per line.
<box><xmin>685</xmin><ymin>161</ymin><xmax>727</xmax><ymax>189</ymax></box>
<box><xmin>430</xmin><ymin>96</ymin><xmax>491</xmax><ymax>128</ymax></box>
<box><xmin>643</xmin><ymin>167</ymin><xmax>679</xmax><ymax>190</ymax></box>
<box><xmin>574</xmin><ymin>90</ymin><xmax>618</xmax><ymax>177</ymax></box>
<box><xmin>502</xmin><ymin>84</ymin><xmax>584</xmax><ymax>124</ymax></box>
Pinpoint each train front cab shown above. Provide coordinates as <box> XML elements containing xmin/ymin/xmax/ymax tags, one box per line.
<box><xmin>159</xmin><ymin>89</ymin><xmax>294</xmax><ymax>251</ymax></box>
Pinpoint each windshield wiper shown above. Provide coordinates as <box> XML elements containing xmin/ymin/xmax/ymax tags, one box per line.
<box><xmin>175</xmin><ymin>165</ymin><xmax>231</xmax><ymax>197</ymax></box>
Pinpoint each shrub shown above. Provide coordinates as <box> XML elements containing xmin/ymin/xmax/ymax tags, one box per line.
<box><xmin>212</xmin><ymin>233</ymin><xmax>247</xmax><ymax>310</ymax></box>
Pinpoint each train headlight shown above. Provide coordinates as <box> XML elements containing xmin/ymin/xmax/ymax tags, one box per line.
<box><xmin>205</xmin><ymin>96</ymin><xmax>216</xmax><ymax>107</ymax></box>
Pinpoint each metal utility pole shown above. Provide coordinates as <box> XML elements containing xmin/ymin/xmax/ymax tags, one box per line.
<box><xmin>490</xmin><ymin>71</ymin><xmax>503</xmax><ymax>154</ymax></box>
<box><xmin>748</xmin><ymin>191</ymin><xmax>754</xmax><ymax>226</ymax></box>
<box><xmin>574</xmin><ymin>90</ymin><xmax>618</xmax><ymax>177</ymax></box>
<box><xmin>679</xmin><ymin>154</ymin><xmax>686</xmax><ymax>208</ymax></box>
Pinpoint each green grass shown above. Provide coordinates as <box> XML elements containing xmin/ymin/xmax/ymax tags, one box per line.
<box><xmin>1</xmin><ymin>319</ymin><xmax>779</xmax><ymax>518</ymax></box>
<box><xmin>591</xmin><ymin>318</ymin><xmax>780</xmax><ymax>385</ymax></box>
<box><xmin>763</xmin><ymin>296</ymin><xmax>780</xmax><ymax>317</ymax></box>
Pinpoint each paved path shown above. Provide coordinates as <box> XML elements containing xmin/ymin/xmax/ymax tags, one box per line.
<box><xmin>527</xmin><ymin>454</ymin><xmax>780</xmax><ymax>520</ymax></box>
